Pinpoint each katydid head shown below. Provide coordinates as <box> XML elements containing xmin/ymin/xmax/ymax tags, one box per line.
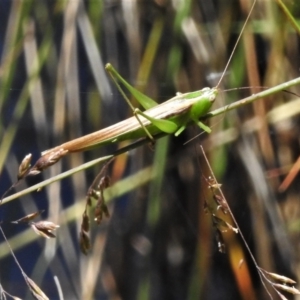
<box><xmin>200</xmin><ymin>87</ymin><xmax>218</xmax><ymax>105</ymax></box>
<box><xmin>188</xmin><ymin>87</ymin><xmax>218</xmax><ymax>124</ymax></box>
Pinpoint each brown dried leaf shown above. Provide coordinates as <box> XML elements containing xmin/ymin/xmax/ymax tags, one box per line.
<box><xmin>18</xmin><ymin>153</ymin><xmax>32</xmax><ymax>180</ymax></box>
<box><xmin>31</xmin><ymin>221</ymin><xmax>60</xmax><ymax>239</ymax></box>
<box><xmin>24</xmin><ymin>275</ymin><xmax>49</xmax><ymax>300</ymax></box>
<box><xmin>273</xmin><ymin>283</ymin><xmax>300</xmax><ymax>295</ymax></box>
<box><xmin>79</xmin><ymin>230</ymin><xmax>90</xmax><ymax>255</ymax></box>
<box><xmin>11</xmin><ymin>211</ymin><xmax>44</xmax><ymax>224</ymax></box>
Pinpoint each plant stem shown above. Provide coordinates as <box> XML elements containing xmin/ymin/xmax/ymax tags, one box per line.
<box><xmin>207</xmin><ymin>76</ymin><xmax>300</xmax><ymax>118</ymax></box>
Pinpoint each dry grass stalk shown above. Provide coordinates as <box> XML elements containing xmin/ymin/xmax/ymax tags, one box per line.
<box><xmin>79</xmin><ymin>158</ymin><xmax>114</xmax><ymax>254</ymax></box>
<box><xmin>10</xmin><ymin>210</ymin><xmax>44</xmax><ymax>224</ymax></box>
<box><xmin>24</xmin><ymin>275</ymin><xmax>49</xmax><ymax>300</ymax></box>
<box><xmin>201</xmin><ymin>146</ymin><xmax>300</xmax><ymax>299</ymax></box>
<box><xmin>30</xmin><ymin>221</ymin><xmax>60</xmax><ymax>239</ymax></box>
<box><xmin>0</xmin><ymin>226</ymin><xmax>49</xmax><ymax>299</ymax></box>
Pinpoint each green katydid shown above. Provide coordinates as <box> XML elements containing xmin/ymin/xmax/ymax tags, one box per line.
<box><xmin>28</xmin><ymin>0</ymin><xmax>256</xmax><ymax>174</ymax></box>
<box><xmin>31</xmin><ymin>81</ymin><xmax>217</xmax><ymax>173</ymax></box>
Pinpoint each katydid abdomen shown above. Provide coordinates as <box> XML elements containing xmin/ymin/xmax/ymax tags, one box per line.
<box><xmin>41</xmin><ymin>87</ymin><xmax>217</xmax><ymax>156</ymax></box>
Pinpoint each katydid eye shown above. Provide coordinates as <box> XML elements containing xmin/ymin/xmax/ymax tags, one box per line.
<box><xmin>209</xmin><ymin>95</ymin><xmax>215</xmax><ymax>101</ymax></box>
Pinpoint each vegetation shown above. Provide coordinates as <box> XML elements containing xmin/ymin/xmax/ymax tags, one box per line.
<box><xmin>0</xmin><ymin>0</ymin><xmax>300</xmax><ymax>299</ymax></box>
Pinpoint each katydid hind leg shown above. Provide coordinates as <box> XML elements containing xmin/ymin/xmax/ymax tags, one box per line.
<box><xmin>174</xmin><ymin>125</ymin><xmax>186</xmax><ymax>137</ymax></box>
<box><xmin>134</xmin><ymin>108</ymin><xmax>178</xmax><ymax>134</ymax></box>
<box><xmin>196</xmin><ymin>121</ymin><xmax>211</xmax><ymax>133</ymax></box>
<box><xmin>106</xmin><ymin>63</ymin><xmax>173</xmax><ymax>142</ymax></box>
<box><xmin>105</xmin><ymin>63</ymin><xmax>158</xmax><ymax>110</ymax></box>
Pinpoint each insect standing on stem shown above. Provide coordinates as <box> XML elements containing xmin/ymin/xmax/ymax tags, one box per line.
<box><xmin>1</xmin><ymin>0</ymin><xmax>300</xmax><ymax>299</ymax></box>
<box><xmin>18</xmin><ymin>1</ymin><xmax>257</xmax><ymax>175</ymax></box>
